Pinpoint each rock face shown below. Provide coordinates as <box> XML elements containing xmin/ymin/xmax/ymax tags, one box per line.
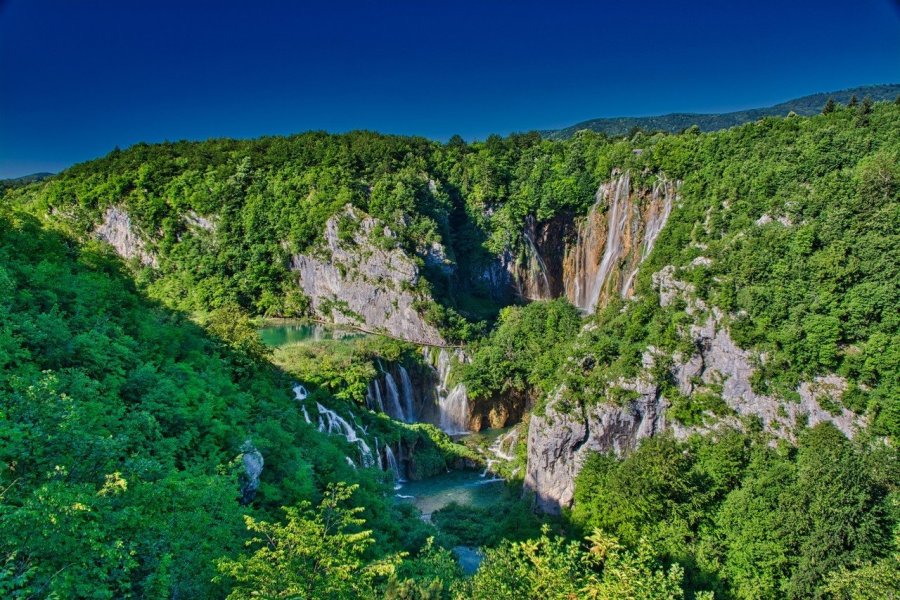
<box><xmin>524</xmin><ymin>265</ymin><xmax>864</xmax><ymax>514</ymax></box>
<box><xmin>94</xmin><ymin>206</ymin><xmax>158</xmax><ymax>267</ymax></box>
<box><xmin>238</xmin><ymin>440</ymin><xmax>264</xmax><ymax>505</ymax></box>
<box><xmin>525</xmin><ymin>387</ymin><xmax>666</xmax><ymax>513</ymax></box>
<box><xmin>291</xmin><ymin>206</ymin><xmax>444</xmax><ymax>345</ymax></box>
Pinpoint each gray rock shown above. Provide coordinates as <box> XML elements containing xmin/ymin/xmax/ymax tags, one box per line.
<box><xmin>238</xmin><ymin>440</ymin><xmax>264</xmax><ymax>504</ymax></box>
<box><xmin>524</xmin><ymin>387</ymin><xmax>666</xmax><ymax>514</ymax></box>
<box><xmin>291</xmin><ymin>206</ymin><xmax>445</xmax><ymax>345</ymax></box>
<box><xmin>94</xmin><ymin>206</ymin><xmax>158</xmax><ymax>267</ymax></box>
<box><xmin>524</xmin><ymin>265</ymin><xmax>865</xmax><ymax>514</ymax></box>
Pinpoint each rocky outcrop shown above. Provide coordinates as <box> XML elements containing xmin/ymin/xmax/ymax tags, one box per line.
<box><xmin>238</xmin><ymin>440</ymin><xmax>264</xmax><ymax>504</ymax></box>
<box><xmin>658</xmin><ymin>265</ymin><xmax>861</xmax><ymax>440</ymax></box>
<box><xmin>509</xmin><ymin>214</ymin><xmax>572</xmax><ymax>301</ymax></box>
<box><xmin>524</xmin><ymin>265</ymin><xmax>864</xmax><ymax>514</ymax></box>
<box><xmin>94</xmin><ymin>206</ymin><xmax>158</xmax><ymax>267</ymax></box>
<box><xmin>291</xmin><ymin>206</ymin><xmax>444</xmax><ymax>345</ymax></box>
<box><xmin>525</xmin><ymin>386</ymin><xmax>667</xmax><ymax>513</ymax></box>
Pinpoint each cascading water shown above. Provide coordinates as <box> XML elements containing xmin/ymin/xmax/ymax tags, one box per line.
<box><xmin>427</xmin><ymin>348</ymin><xmax>470</xmax><ymax>435</ymax></box>
<box><xmin>301</xmin><ymin>405</ymin><xmax>312</xmax><ymax>424</ymax></box>
<box><xmin>642</xmin><ymin>178</ymin><xmax>675</xmax><ymax>258</ymax></box>
<box><xmin>384</xmin><ymin>444</ymin><xmax>404</xmax><ymax>485</ymax></box>
<box><xmin>383</xmin><ymin>373</ymin><xmax>406</xmax><ymax>422</ymax></box>
<box><xmin>316</xmin><ymin>402</ymin><xmax>374</xmax><ymax>467</ymax></box>
<box><xmin>585</xmin><ymin>171</ymin><xmax>630</xmax><ymax>313</ymax></box>
<box><xmin>619</xmin><ymin>177</ymin><xmax>676</xmax><ymax>298</ymax></box>
<box><xmin>398</xmin><ymin>365</ymin><xmax>416</xmax><ymax>423</ymax></box>
<box><xmin>440</xmin><ymin>383</ymin><xmax>470</xmax><ymax>435</ymax></box>
<box><xmin>368</xmin><ymin>380</ymin><xmax>385</xmax><ymax>413</ymax></box>
<box><xmin>520</xmin><ymin>230</ymin><xmax>552</xmax><ymax>300</ymax></box>
<box><xmin>565</xmin><ymin>172</ymin><xmax>678</xmax><ymax>310</ymax></box>
<box><xmin>374</xmin><ymin>438</ymin><xmax>384</xmax><ymax>470</ymax></box>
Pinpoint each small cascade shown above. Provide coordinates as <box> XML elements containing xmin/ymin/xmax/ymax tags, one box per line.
<box><xmin>374</xmin><ymin>438</ymin><xmax>384</xmax><ymax>470</ymax></box>
<box><xmin>346</xmin><ymin>456</ymin><xmax>357</xmax><ymax>469</ymax></box>
<box><xmin>293</xmin><ymin>384</ymin><xmax>309</xmax><ymax>400</ymax></box>
<box><xmin>481</xmin><ymin>459</ymin><xmax>498</xmax><ymax>477</ymax></box>
<box><xmin>301</xmin><ymin>405</ymin><xmax>312</xmax><ymax>424</ymax></box>
<box><xmin>316</xmin><ymin>402</ymin><xmax>374</xmax><ymax>467</ymax></box>
<box><xmin>481</xmin><ymin>426</ymin><xmax>519</xmax><ymax>478</ymax></box>
<box><xmin>490</xmin><ymin>427</ymin><xmax>518</xmax><ymax>461</ymax></box>
<box><xmin>398</xmin><ymin>365</ymin><xmax>416</xmax><ymax>423</ymax></box>
<box><xmin>520</xmin><ymin>230</ymin><xmax>552</xmax><ymax>300</ymax></box>
<box><xmin>368</xmin><ymin>380</ymin><xmax>385</xmax><ymax>413</ymax></box>
<box><xmin>440</xmin><ymin>383</ymin><xmax>470</xmax><ymax>435</ymax></box>
<box><xmin>424</xmin><ymin>348</ymin><xmax>471</xmax><ymax>434</ymax></box>
<box><xmin>384</xmin><ymin>444</ymin><xmax>404</xmax><ymax>485</ymax></box>
<box><xmin>383</xmin><ymin>373</ymin><xmax>406</xmax><ymax>422</ymax></box>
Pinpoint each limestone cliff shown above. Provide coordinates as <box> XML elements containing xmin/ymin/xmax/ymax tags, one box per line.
<box><xmin>291</xmin><ymin>206</ymin><xmax>445</xmax><ymax>345</ymax></box>
<box><xmin>94</xmin><ymin>206</ymin><xmax>158</xmax><ymax>267</ymax></box>
<box><xmin>524</xmin><ymin>265</ymin><xmax>864</xmax><ymax>514</ymax></box>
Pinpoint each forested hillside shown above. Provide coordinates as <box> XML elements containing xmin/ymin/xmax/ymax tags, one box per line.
<box><xmin>543</xmin><ymin>83</ymin><xmax>900</xmax><ymax>138</ymax></box>
<box><xmin>2</xmin><ymin>99</ymin><xmax>898</xmax><ymax>598</ymax></box>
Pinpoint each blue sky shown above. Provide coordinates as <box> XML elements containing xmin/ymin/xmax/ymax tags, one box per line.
<box><xmin>1</xmin><ymin>0</ymin><xmax>898</xmax><ymax>178</ymax></box>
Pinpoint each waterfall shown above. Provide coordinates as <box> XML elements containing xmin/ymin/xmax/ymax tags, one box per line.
<box><xmin>565</xmin><ymin>172</ymin><xmax>677</xmax><ymax>309</ymax></box>
<box><xmin>435</xmin><ymin>349</ymin><xmax>452</xmax><ymax>394</ymax></box>
<box><xmin>301</xmin><ymin>405</ymin><xmax>312</xmax><ymax>424</ymax></box>
<box><xmin>316</xmin><ymin>402</ymin><xmax>374</xmax><ymax>467</ymax></box>
<box><xmin>620</xmin><ymin>177</ymin><xmax>675</xmax><ymax>298</ymax></box>
<box><xmin>369</xmin><ymin>380</ymin><xmax>385</xmax><ymax>413</ymax></box>
<box><xmin>585</xmin><ymin>171</ymin><xmax>630</xmax><ymax>313</ymax></box>
<box><xmin>440</xmin><ymin>383</ymin><xmax>470</xmax><ymax>435</ymax></box>
<box><xmin>642</xmin><ymin>179</ymin><xmax>674</xmax><ymax>258</ymax></box>
<box><xmin>398</xmin><ymin>365</ymin><xmax>416</xmax><ymax>423</ymax></box>
<box><xmin>374</xmin><ymin>438</ymin><xmax>384</xmax><ymax>470</ymax></box>
<box><xmin>521</xmin><ymin>230</ymin><xmax>552</xmax><ymax>299</ymax></box>
<box><xmin>384</xmin><ymin>444</ymin><xmax>404</xmax><ymax>484</ymax></box>
<box><xmin>293</xmin><ymin>384</ymin><xmax>308</xmax><ymax>400</ymax></box>
<box><xmin>490</xmin><ymin>427</ymin><xmax>518</xmax><ymax>461</ymax></box>
<box><xmin>426</xmin><ymin>348</ymin><xmax>470</xmax><ymax>435</ymax></box>
<box><xmin>383</xmin><ymin>373</ymin><xmax>406</xmax><ymax>422</ymax></box>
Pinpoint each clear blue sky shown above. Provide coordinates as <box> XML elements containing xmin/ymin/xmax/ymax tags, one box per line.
<box><xmin>1</xmin><ymin>0</ymin><xmax>898</xmax><ymax>178</ymax></box>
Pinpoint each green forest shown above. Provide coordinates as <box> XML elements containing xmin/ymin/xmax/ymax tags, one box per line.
<box><xmin>1</xmin><ymin>99</ymin><xmax>898</xmax><ymax>598</ymax></box>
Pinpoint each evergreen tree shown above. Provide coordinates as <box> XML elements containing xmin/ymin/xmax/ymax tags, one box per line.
<box><xmin>822</xmin><ymin>97</ymin><xmax>836</xmax><ymax>114</ymax></box>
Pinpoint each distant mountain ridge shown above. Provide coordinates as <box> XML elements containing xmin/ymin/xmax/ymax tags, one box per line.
<box><xmin>543</xmin><ymin>83</ymin><xmax>900</xmax><ymax>139</ymax></box>
<box><xmin>0</xmin><ymin>172</ymin><xmax>55</xmax><ymax>189</ymax></box>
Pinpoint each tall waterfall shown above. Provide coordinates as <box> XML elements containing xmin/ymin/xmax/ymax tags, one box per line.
<box><xmin>367</xmin><ymin>380</ymin><xmax>385</xmax><ymax>413</ymax></box>
<box><xmin>316</xmin><ymin>402</ymin><xmax>374</xmax><ymax>467</ymax></box>
<box><xmin>383</xmin><ymin>373</ymin><xmax>406</xmax><ymax>422</ymax></box>
<box><xmin>585</xmin><ymin>171</ymin><xmax>630</xmax><ymax>313</ymax></box>
<box><xmin>398</xmin><ymin>365</ymin><xmax>416</xmax><ymax>423</ymax></box>
<box><xmin>564</xmin><ymin>172</ymin><xmax>678</xmax><ymax>312</ymax></box>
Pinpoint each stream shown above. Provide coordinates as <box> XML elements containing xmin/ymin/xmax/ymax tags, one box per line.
<box><xmin>259</xmin><ymin>321</ymin><xmax>509</xmax><ymax>574</ymax></box>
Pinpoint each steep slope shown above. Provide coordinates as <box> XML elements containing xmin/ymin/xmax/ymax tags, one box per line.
<box><xmin>0</xmin><ymin>210</ymin><xmax>468</xmax><ymax>597</ymax></box>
